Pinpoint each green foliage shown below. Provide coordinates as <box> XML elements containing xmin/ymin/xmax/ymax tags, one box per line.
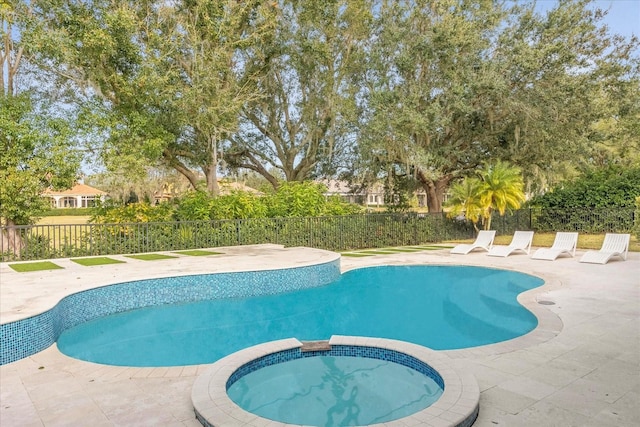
<box><xmin>172</xmin><ymin>190</ymin><xmax>268</xmax><ymax>220</ymax></box>
<box><xmin>266</xmin><ymin>182</ymin><xmax>327</xmax><ymax>217</ymax></box>
<box><xmin>382</xmin><ymin>172</ymin><xmax>416</xmax><ymax>213</ymax></box>
<box><xmin>172</xmin><ymin>191</ymin><xmax>216</xmax><ymax>221</ymax></box>
<box><xmin>29</xmin><ymin>0</ymin><xmax>279</xmax><ymax>194</ymax></box>
<box><xmin>528</xmin><ymin>167</ymin><xmax>640</xmax><ymax>232</ymax></box>
<box><xmin>479</xmin><ymin>161</ymin><xmax>526</xmax><ymax>230</ymax></box>
<box><xmin>100</xmin><ymin>181</ymin><xmax>360</xmax><ymax>224</ymax></box>
<box><xmin>446</xmin><ymin>161</ymin><xmax>525</xmax><ymax>230</ymax></box>
<box><xmin>358</xmin><ymin>0</ymin><xmax>640</xmax><ymax>211</ymax></box>
<box><xmin>0</xmin><ymin>93</ymin><xmax>81</xmax><ymax>226</ymax></box>
<box><xmin>324</xmin><ymin>196</ymin><xmax>363</xmax><ymax>216</ymax></box>
<box><xmin>42</xmin><ymin>208</ymin><xmax>97</xmax><ymax>217</ymax></box>
<box><xmin>210</xmin><ymin>192</ymin><xmax>267</xmax><ymax>220</ymax></box>
<box><xmin>227</xmin><ymin>0</ymin><xmax>371</xmax><ymax>185</ymax></box>
<box><xmin>91</xmin><ymin>201</ymin><xmax>174</xmax><ymax>224</ymax></box>
<box><xmin>529</xmin><ymin>167</ymin><xmax>640</xmax><ymax>210</ymax></box>
<box><xmin>445</xmin><ymin>178</ymin><xmax>485</xmax><ymax>230</ymax></box>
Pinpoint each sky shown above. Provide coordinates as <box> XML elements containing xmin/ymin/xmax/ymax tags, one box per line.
<box><xmin>535</xmin><ymin>0</ymin><xmax>640</xmax><ymax>39</ymax></box>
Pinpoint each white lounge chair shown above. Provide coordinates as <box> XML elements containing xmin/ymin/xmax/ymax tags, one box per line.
<box><xmin>450</xmin><ymin>230</ymin><xmax>496</xmax><ymax>255</ymax></box>
<box><xmin>531</xmin><ymin>232</ymin><xmax>578</xmax><ymax>261</ymax></box>
<box><xmin>579</xmin><ymin>233</ymin><xmax>630</xmax><ymax>264</ymax></box>
<box><xmin>487</xmin><ymin>230</ymin><xmax>534</xmax><ymax>257</ymax></box>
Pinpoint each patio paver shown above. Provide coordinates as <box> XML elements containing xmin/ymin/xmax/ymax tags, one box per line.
<box><xmin>0</xmin><ymin>244</ymin><xmax>638</xmax><ymax>426</ymax></box>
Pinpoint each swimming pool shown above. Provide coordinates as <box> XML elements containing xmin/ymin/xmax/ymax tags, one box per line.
<box><xmin>57</xmin><ymin>265</ymin><xmax>543</xmax><ymax>367</ymax></box>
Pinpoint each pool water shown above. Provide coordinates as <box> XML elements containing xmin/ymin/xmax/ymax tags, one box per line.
<box><xmin>227</xmin><ymin>355</ymin><xmax>443</xmax><ymax>426</ymax></box>
<box><xmin>57</xmin><ymin>265</ymin><xmax>543</xmax><ymax>366</ymax></box>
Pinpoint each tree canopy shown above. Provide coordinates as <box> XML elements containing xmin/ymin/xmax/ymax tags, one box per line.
<box><xmin>26</xmin><ymin>0</ymin><xmax>279</xmax><ymax>195</ymax></box>
<box><xmin>9</xmin><ymin>0</ymin><xmax>640</xmax><ymax>212</ymax></box>
<box><xmin>226</xmin><ymin>0</ymin><xmax>371</xmax><ymax>188</ymax></box>
<box><xmin>356</xmin><ymin>0</ymin><xmax>639</xmax><ymax>212</ymax></box>
<box><xmin>1</xmin><ymin>2</ymin><xmax>81</xmax><ymax>255</ymax></box>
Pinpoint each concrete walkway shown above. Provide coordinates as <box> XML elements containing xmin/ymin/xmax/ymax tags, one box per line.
<box><xmin>0</xmin><ymin>245</ymin><xmax>638</xmax><ymax>426</ymax></box>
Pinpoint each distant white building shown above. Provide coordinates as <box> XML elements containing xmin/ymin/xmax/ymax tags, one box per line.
<box><xmin>320</xmin><ymin>180</ymin><xmax>379</xmax><ymax>206</ymax></box>
<box><xmin>321</xmin><ymin>179</ymin><xmax>431</xmax><ymax>208</ymax></box>
<box><xmin>42</xmin><ymin>183</ymin><xmax>108</xmax><ymax>208</ymax></box>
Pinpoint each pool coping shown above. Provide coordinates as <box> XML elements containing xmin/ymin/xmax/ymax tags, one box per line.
<box><xmin>443</xmin><ymin>270</ymin><xmax>565</xmax><ymax>360</ymax></box>
<box><xmin>0</xmin><ymin>244</ymin><xmax>341</xmax><ymax>325</ymax></box>
<box><xmin>191</xmin><ymin>336</ymin><xmax>480</xmax><ymax>427</ymax></box>
<box><xmin>0</xmin><ymin>249</ymin><xmax>342</xmax><ymax>366</ymax></box>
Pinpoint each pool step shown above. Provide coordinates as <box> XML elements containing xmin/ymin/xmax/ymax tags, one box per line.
<box><xmin>300</xmin><ymin>340</ymin><xmax>331</xmax><ymax>352</ymax></box>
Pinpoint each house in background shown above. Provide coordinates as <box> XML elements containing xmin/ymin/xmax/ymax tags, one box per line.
<box><xmin>322</xmin><ymin>179</ymin><xmax>431</xmax><ymax>208</ymax></box>
<box><xmin>43</xmin><ymin>183</ymin><xmax>108</xmax><ymax>208</ymax></box>
<box><xmin>322</xmin><ymin>180</ymin><xmax>378</xmax><ymax>206</ymax></box>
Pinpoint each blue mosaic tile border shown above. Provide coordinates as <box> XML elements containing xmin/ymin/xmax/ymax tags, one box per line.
<box><xmin>225</xmin><ymin>345</ymin><xmax>445</xmax><ymax>391</ymax></box>
<box><xmin>0</xmin><ymin>259</ymin><xmax>340</xmax><ymax>365</ymax></box>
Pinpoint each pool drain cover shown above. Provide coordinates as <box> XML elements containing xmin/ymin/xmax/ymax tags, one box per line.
<box><xmin>538</xmin><ymin>300</ymin><xmax>555</xmax><ymax>305</ymax></box>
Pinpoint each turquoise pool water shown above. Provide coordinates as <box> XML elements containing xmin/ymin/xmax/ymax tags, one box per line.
<box><xmin>227</xmin><ymin>355</ymin><xmax>444</xmax><ymax>426</ymax></box>
<box><xmin>57</xmin><ymin>265</ymin><xmax>543</xmax><ymax>366</ymax></box>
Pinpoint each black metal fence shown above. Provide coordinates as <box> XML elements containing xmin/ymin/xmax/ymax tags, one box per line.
<box><xmin>1</xmin><ymin>208</ymin><xmax>634</xmax><ymax>262</ymax></box>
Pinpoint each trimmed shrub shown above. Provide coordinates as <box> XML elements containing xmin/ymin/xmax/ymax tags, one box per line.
<box><xmin>529</xmin><ymin>167</ymin><xmax>640</xmax><ymax>210</ymax></box>
<box><xmin>42</xmin><ymin>208</ymin><xmax>97</xmax><ymax>217</ymax></box>
<box><xmin>528</xmin><ymin>167</ymin><xmax>640</xmax><ymax>232</ymax></box>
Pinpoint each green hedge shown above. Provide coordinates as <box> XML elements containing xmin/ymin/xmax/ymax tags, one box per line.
<box><xmin>42</xmin><ymin>208</ymin><xmax>97</xmax><ymax>217</ymax></box>
<box><xmin>529</xmin><ymin>167</ymin><xmax>640</xmax><ymax>211</ymax></box>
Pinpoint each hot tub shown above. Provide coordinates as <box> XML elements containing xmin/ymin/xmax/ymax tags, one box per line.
<box><xmin>192</xmin><ymin>336</ymin><xmax>479</xmax><ymax>426</ymax></box>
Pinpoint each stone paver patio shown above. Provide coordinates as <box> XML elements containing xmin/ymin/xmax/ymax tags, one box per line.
<box><xmin>0</xmin><ymin>244</ymin><xmax>638</xmax><ymax>426</ymax></box>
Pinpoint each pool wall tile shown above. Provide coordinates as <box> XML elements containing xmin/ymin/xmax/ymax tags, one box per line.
<box><xmin>225</xmin><ymin>345</ymin><xmax>445</xmax><ymax>391</ymax></box>
<box><xmin>0</xmin><ymin>259</ymin><xmax>340</xmax><ymax>365</ymax></box>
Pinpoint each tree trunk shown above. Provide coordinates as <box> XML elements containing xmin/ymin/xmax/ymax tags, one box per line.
<box><xmin>206</xmin><ymin>135</ymin><xmax>220</xmax><ymax>196</ymax></box>
<box><xmin>205</xmin><ymin>164</ymin><xmax>220</xmax><ymax>196</ymax></box>
<box><xmin>162</xmin><ymin>149</ymin><xmax>200</xmax><ymax>190</ymax></box>
<box><xmin>1</xmin><ymin>218</ymin><xmax>25</xmax><ymax>260</ymax></box>
<box><xmin>484</xmin><ymin>209</ymin><xmax>493</xmax><ymax>230</ymax></box>
<box><xmin>416</xmin><ymin>170</ymin><xmax>452</xmax><ymax>213</ymax></box>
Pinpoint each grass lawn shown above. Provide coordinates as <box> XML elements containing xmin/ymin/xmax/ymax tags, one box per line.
<box><xmin>37</xmin><ymin>216</ymin><xmax>91</xmax><ymax>225</ymax></box>
<box><xmin>340</xmin><ymin>252</ymin><xmax>376</xmax><ymax>257</ymax></box>
<box><xmin>9</xmin><ymin>261</ymin><xmax>64</xmax><ymax>272</ymax></box>
<box><xmin>71</xmin><ymin>257</ymin><xmax>126</xmax><ymax>266</ymax></box>
<box><xmin>341</xmin><ymin>244</ymin><xmax>457</xmax><ymax>257</ymax></box>
<box><xmin>412</xmin><ymin>245</ymin><xmax>455</xmax><ymax>250</ymax></box>
<box><xmin>172</xmin><ymin>250</ymin><xmax>223</xmax><ymax>256</ymax></box>
<box><xmin>33</xmin><ymin>216</ymin><xmax>92</xmax><ymax>251</ymax></box>
<box><xmin>126</xmin><ymin>254</ymin><xmax>178</xmax><ymax>261</ymax></box>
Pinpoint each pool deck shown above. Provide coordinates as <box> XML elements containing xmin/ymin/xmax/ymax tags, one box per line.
<box><xmin>0</xmin><ymin>244</ymin><xmax>638</xmax><ymax>426</ymax></box>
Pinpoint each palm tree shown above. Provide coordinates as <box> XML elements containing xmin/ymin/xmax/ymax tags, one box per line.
<box><xmin>446</xmin><ymin>160</ymin><xmax>526</xmax><ymax>231</ymax></box>
<box><xmin>478</xmin><ymin>160</ymin><xmax>526</xmax><ymax>230</ymax></box>
<box><xmin>445</xmin><ymin>177</ymin><xmax>485</xmax><ymax>232</ymax></box>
